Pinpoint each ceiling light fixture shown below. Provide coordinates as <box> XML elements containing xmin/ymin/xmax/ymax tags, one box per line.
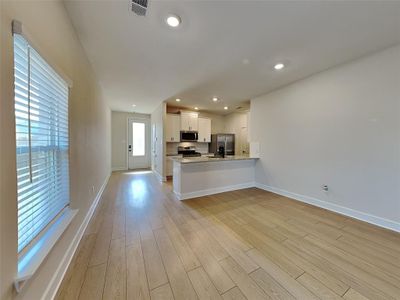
<box><xmin>166</xmin><ymin>14</ymin><xmax>181</xmax><ymax>28</ymax></box>
<box><xmin>132</xmin><ymin>104</ymin><xmax>137</xmax><ymax>107</ymax></box>
<box><xmin>212</xmin><ymin>97</ymin><xmax>218</xmax><ymax>102</ymax></box>
<box><xmin>175</xmin><ymin>98</ymin><xmax>181</xmax><ymax>102</ymax></box>
<box><xmin>274</xmin><ymin>63</ymin><xmax>285</xmax><ymax>70</ymax></box>
<box><xmin>194</xmin><ymin>107</ymin><xmax>199</xmax><ymax>110</ymax></box>
<box><xmin>224</xmin><ymin>106</ymin><xmax>228</xmax><ymax>110</ymax></box>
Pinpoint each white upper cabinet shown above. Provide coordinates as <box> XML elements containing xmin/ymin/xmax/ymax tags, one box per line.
<box><xmin>165</xmin><ymin>114</ymin><xmax>181</xmax><ymax>142</ymax></box>
<box><xmin>180</xmin><ymin>112</ymin><xmax>198</xmax><ymax>131</ymax></box>
<box><xmin>198</xmin><ymin>117</ymin><xmax>211</xmax><ymax>143</ymax></box>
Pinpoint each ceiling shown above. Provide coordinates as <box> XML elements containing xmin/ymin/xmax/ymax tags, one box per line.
<box><xmin>64</xmin><ymin>0</ymin><xmax>400</xmax><ymax>115</ymax></box>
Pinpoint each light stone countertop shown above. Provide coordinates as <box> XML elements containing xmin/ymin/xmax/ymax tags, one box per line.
<box><xmin>166</xmin><ymin>153</ymin><xmax>214</xmax><ymax>156</ymax></box>
<box><xmin>169</xmin><ymin>155</ymin><xmax>258</xmax><ymax>164</ymax></box>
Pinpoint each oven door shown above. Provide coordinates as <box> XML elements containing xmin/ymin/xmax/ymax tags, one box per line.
<box><xmin>180</xmin><ymin>131</ymin><xmax>198</xmax><ymax>142</ymax></box>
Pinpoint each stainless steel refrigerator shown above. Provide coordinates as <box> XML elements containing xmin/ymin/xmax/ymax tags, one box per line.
<box><xmin>210</xmin><ymin>134</ymin><xmax>235</xmax><ymax>155</ymax></box>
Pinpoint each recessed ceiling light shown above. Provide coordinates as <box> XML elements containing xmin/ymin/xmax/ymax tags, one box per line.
<box><xmin>224</xmin><ymin>106</ymin><xmax>228</xmax><ymax>110</ymax></box>
<box><xmin>194</xmin><ymin>107</ymin><xmax>199</xmax><ymax>110</ymax></box>
<box><xmin>175</xmin><ymin>98</ymin><xmax>181</xmax><ymax>102</ymax></box>
<box><xmin>166</xmin><ymin>14</ymin><xmax>181</xmax><ymax>27</ymax></box>
<box><xmin>212</xmin><ymin>97</ymin><xmax>218</xmax><ymax>102</ymax></box>
<box><xmin>132</xmin><ymin>104</ymin><xmax>136</xmax><ymax>107</ymax></box>
<box><xmin>274</xmin><ymin>63</ymin><xmax>285</xmax><ymax>70</ymax></box>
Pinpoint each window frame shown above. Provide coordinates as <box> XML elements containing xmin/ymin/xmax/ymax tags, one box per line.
<box><xmin>12</xmin><ymin>20</ymin><xmax>77</xmax><ymax>293</ymax></box>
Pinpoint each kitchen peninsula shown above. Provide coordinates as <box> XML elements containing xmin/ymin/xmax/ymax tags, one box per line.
<box><xmin>171</xmin><ymin>156</ymin><xmax>258</xmax><ymax>200</ymax></box>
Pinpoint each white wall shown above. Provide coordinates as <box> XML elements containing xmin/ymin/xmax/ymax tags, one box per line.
<box><xmin>250</xmin><ymin>45</ymin><xmax>400</xmax><ymax>231</ymax></box>
<box><xmin>111</xmin><ymin>111</ymin><xmax>150</xmax><ymax>171</ymax></box>
<box><xmin>0</xmin><ymin>1</ymin><xmax>111</xmax><ymax>299</ymax></box>
<box><xmin>151</xmin><ymin>102</ymin><xmax>166</xmax><ymax>180</ymax></box>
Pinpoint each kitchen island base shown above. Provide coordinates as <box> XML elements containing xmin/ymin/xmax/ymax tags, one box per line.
<box><xmin>172</xmin><ymin>158</ymin><xmax>257</xmax><ymax>200</ymax></box>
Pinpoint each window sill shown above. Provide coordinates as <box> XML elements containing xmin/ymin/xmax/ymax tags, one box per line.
<box><xmin>14</xmin><ymin>208</ymin><xmax>78</xmax><ymax>293</ymax></box>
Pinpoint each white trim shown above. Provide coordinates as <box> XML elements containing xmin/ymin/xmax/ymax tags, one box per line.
<box><xmin>15</xmin><ymin>208</ymin><xmax>78</xmax><ymax>293</ymax></box>
<box><xmin>42</xmin><ymin>172</ymin><xmax>111</xmax><ymax>300</ymax></box>
<box><xmin>112</xmin><ymin>166</ymin><xmax>127</xmax><ymax>172</ymax></box>
<box><xmin>153</xmin><ymin>170</ymin><xmax>166</xmax><ymax>182</ymax></box>
<box><xmin>127</xmin><ymin>117</ymin><xmax>151</xmax><ymax>170</ymax></box>
<box><xmin>255</xmin><ymin>182</ymin><xmax>400</xmax><ymax>233</ymax></box>
<box><xmin>126</xmin><ymin>117</ymin><xmax>130</xmax><ymax>171</ymax></box>
<box><xmin>177</xmin><ymin>182</ymin><xmax>255</xmax><ymax>201</ymax></box>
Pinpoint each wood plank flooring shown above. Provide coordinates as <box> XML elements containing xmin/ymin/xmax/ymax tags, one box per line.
<box><xmin>56</xmin><ymin>171</ymin><xmax>400</xmax><ymax>300</ymax></box>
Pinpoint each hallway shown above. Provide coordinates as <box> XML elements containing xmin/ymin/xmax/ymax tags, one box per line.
<box><xmin>56</xmin><ymin>171</ymin><xmax>400</xmax><ymax>300</ymax></box>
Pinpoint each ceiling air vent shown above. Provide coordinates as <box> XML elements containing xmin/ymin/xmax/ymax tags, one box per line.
<box><xmin>132</xmin><ymin>0</ymin><xmax>148</xmax><ymax>16</ymax></box>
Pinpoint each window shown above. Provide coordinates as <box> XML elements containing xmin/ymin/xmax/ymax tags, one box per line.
<box><xmin>131</xmin><ymin>122</ymin><xmax>145</xmax><ymax>156</ymax></box>
<box><xmin>14</xmin><ymin>34</ymin><xmax>70</xmax><ymax>253</ymax></box>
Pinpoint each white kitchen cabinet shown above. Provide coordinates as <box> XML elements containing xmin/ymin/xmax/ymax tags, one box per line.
<box><xmin>165</xmin><ymin>114</ymin><xmax>180</xmax><ymax>142</ymax></box>
<box><xmin>198</xmin><ymin>117</ymin><xmax>211</xmax><ymax>143</ymax></box>
<box><xmin>180</xmin><ymin>112</ymin><xmax>198</xmax><ymax>131</ymax></box>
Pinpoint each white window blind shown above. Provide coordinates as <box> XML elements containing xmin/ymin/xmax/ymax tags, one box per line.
<box><xmin>14</xmin><ymin>34</ymin><xmax>70</xmax><ymax>253</ymax></box>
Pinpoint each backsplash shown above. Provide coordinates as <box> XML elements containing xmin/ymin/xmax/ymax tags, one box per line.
<box><xmin>166</xmin><ymin>142</ymin><xmax>210</xmax><ymax>154</ymax></box>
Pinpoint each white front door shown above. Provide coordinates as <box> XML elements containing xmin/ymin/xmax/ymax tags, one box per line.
<box><xmin>128</xmin><ymin>118</ymin><xmax>151</xmax><ymax>169</ymax></box>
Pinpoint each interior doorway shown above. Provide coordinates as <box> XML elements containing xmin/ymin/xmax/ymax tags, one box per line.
<box><xmin>128</xmin><ymin>117</ymin><xmax>151</xmax><ymax>169</ymax></box>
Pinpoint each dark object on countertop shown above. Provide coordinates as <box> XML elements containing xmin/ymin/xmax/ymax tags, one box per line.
<box><xmin>218</xmin><ymin>146</ymin><xmax>225</xmax><ymax>158</ymax></box>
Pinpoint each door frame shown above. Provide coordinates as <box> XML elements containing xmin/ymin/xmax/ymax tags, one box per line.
<box><xmin>126</xmin><ymin>116</ymin><xmax>151</xmax><ymax>170</ymax></box>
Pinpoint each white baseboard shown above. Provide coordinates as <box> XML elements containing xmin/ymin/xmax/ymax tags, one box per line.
<box><xmin>153</xmin><ymin>170</ymin><xmax>166</xmax><ymax>182</ymax></box>
<box><xmin>112</xmin><ymin>166</ymin><xmax>127</xmax><ymax>172</ymax></box>
<box><xmin>255</xmin><ymin>182</ymin><xmax>400</xmax><ymax>233</ymax></box>
<box><xmin>177</xmin><ymin>182</ymin><xmax>255</xmax><ymax>200</ymax></box>
<box><xmin>43</xmin><ymin>172</ymin><xmax>111</xmax><ymax>300</ymax></box>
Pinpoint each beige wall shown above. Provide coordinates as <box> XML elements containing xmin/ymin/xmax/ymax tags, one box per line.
<box><xmin>250</xmin><ymin>44</ymin><xmax>400</xmax><ymax>230</ymax></box>
<box><xmin>0</xmin><ymin>1</ymin><xmax>111</xmax><ymax>299</ymax></box>
<box><xmin>111</xmin><ymin>111</ymin><xmax>150</xmax><ymax>171</ymax></box>
<box><xmin>198</xmin><ymin>112</ymin><xmax>226</xmax><ymax>134</ymax></box>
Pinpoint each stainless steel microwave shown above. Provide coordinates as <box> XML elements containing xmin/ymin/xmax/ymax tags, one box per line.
<box><xmin>180</xmin><ymin>131</ymin><xmax>198</xmax><ymax>142</ymax></box>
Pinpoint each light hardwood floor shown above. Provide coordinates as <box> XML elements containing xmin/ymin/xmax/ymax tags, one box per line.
<box><xmin>56</xmin><ymin>171</ymin><xmax>400</xmax><ymax>300</ymax></box>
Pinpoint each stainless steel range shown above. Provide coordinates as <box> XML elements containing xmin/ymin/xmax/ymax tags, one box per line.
<box><xmin>177</xmin><ymin>146</ymin><xmax>202</xmax><ymax>157</ymax></box>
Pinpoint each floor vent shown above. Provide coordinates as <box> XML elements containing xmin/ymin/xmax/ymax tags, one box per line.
<box><xmin>132</xmin><ymin>0</ymin><xmax>148</xmax><ymax>16</ymax></box>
